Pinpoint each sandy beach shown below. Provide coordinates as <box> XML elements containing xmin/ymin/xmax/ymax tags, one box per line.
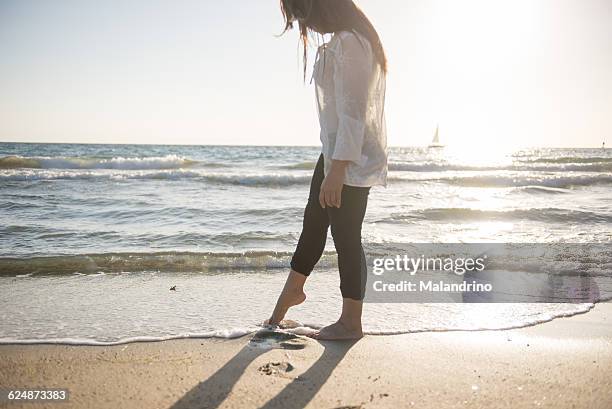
<box><xmin>1</xmin><ymin>302</ymin><xmax>610</xmax><ymax>409</ymax></box>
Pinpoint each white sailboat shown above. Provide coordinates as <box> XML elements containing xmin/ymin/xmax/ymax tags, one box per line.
<box><xmin>428</xmin><ymin>125</ymin><xmax>444</xmax><ymax>148</ymax></box>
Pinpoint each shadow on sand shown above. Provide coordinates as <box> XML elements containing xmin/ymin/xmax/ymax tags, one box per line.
<box><xmin>169</xmin><ymin>329</ymin><xmax>358</xmax><ymax>409</ymax></box>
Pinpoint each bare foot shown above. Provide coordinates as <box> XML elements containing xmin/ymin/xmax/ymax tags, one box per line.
<box><xmin>261</xmin><ymin>319</ymin><xmax>302</xmax><ymax>329</ymax></box>
<box><xmin>309</xmin><ymin>320</ymin><xmax>363</xmax><ymax>340</ymax></box>
<box><xmin>266</xmin><ymin>287</ymin><xmax>306</xmax><ymax>326</ymax></box>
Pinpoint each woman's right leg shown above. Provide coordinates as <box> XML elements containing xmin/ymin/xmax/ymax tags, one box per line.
<box><xmin>311</xmin><ymin>185</ymin><xmax>370</xmax><ymax>339</ymax></box>
<box><xmin>268</xmin><ymin>154</ymin><xmax>329</xmax><ymax>326</ymax></box>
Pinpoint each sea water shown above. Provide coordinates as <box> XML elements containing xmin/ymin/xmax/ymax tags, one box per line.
<box><xmin>1</xmin><ymin>143</ymin><xmax>611</xmax><ymax>344</ymax></box>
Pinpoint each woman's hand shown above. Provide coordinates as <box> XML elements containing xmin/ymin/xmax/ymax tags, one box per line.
<box><xmin>319</xmin><ymin>160</ymin><xmax>349</xmax><ymax>208</ymax></box>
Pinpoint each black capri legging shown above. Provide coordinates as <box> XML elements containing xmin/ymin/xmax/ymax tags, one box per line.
<box><xmin>290</xmin><ymin>153</ymin><xmax>370</xmax><ymax>300</ymax></box>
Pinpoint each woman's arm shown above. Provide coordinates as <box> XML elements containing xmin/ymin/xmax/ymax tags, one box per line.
<box><xmin>319</xmin><ymin>32</ymin><xmax>373</xmax><ymax>209</ymax></box>
<box><xmin>319</xmin><ymin>159</ymin><xmax>349</xmax><ymax>208</ymax></box>
<box><xmin>331</xmin><ymin>32</ymin><xmax>372</xmax><ymax>164</ymax></box>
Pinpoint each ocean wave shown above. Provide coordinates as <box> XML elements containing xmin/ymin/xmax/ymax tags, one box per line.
<box><xmin>512</xmin><ymin>186</ymin><xmax>570</xmax><ymax>194</ymax></box>
<box><xmin>4</xmin><ymin>168</ymin><xmax>611</xmax><ymax>189</ymax></box>
<box><xmin>0</xmin><ymin>251</ymin><xmax>338</xmax><ymax>276</ymax></box>
<box><xmin>391</xmin><ymin>174</ymin><xmax>612</xmax><ymax>188</ymax></box>
<box><xmin>201</xmin><ymin>174</ymin><xmax>311</xmax><ymax>186</ymax></box>
<box><xmin>520</xmin><ymin>156</ymin><xmax>612</xmax><ymax>164</ymax></box>
<box><xmin>390</xmin><ymin>163</ymin><xmax>499</xmax><ymax>172</ymax></box>
<box><xmin>278</xmin><ymin>161</ymin><xmax>317</xmax><ymax>170</ymax></box>
<box><xmin>3</xmin><ymin>164</ymin><xmax>612</xmax><ymax>192</ymax></box>
<box><xmin>0</xmin><ymin>228</ymin><xmax>300</xmax><ymax>254</ymax></box>
<box><xmin>0</xmin><ymin>154</ymin><xmax>202</xmax><ymax>170</ymax></box>
<box><xmin>3</xmin><ymin>244</ymin><xmax>611</xmax><ymax>277</ymax></box>
<box><xmin>0</xmin><ymin>201</ymin><xmax>40</xmax><ymax>210</ymax></box>
<box><xmin>0</xmin><ymin>169</ymin><xmax>312</xmax><ymax>186</ymax></box>
<box><xmin>389</xmin><ymin>162</ymin><xmax>612</xmax><ymax>172</ymax></box>
<box><xmin>0</xmin><ymin>169</ymin><xmax>199</xmax><ymax>182</ymax></box>
<box><xmin>85</xmin><ymin>206</ymin><xmax>301</xmax><ymax>221</ymax></box>
<box><xmin>382</xmin><ymin>207</ymin><xmax>612</xmax><ymax>224</ymax></box>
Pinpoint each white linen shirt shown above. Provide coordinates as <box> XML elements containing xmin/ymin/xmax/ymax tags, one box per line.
<box><xmin>312</xmin><ymin>29</ymin><xmax>388</xmax><ymax>187</ymax></box>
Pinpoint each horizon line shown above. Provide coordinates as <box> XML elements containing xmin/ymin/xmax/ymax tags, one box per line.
<box><xmin>0</xmin><ymin>140</ymin><xmax>607</xmax><ymax>150</ymax></box>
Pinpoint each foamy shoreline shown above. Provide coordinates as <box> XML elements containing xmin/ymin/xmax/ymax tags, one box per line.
<box><xmin>1</xmin><ymin>302</ymin><xmax>611</xmax><ymax>409</ymax></box>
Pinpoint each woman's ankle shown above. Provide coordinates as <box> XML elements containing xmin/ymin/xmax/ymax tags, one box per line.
<box><xmin>284</xmin><ymin>270</ymin><xmax>307</xmax><ymax>293</ymax></box>
<box><xmin>288</xmin><ymin>269</ymin><xmax>307</xmax><ymax>283</ymax></box>
<box><xmin>338</xmin><ymin>317</ymin><xmax>362</xmax><ymax>331</ymax></box>
<box><xmin>339</xmin><ymin>297</ymin><xmax>363</xmax><ymax>330</ymax></box>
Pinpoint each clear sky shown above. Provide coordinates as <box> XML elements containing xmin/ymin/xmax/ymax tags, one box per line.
<box><xmin>1</xmin><ymin>0</ymin><xmax>610</xmax><ymax>148</ymax></box>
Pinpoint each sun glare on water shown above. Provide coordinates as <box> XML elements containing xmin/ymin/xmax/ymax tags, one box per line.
<box><xmin>428</xmin><ymin>141</ymin><xmax>521</xmax><ymax>241</ymax></box>
<box><xmin>442</xmin><ymin>142</ymin><xmax>515</xmax><ymax>168</ymax></box>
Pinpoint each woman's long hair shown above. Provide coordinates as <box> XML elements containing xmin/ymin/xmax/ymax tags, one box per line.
<box><xmin>280</xmin><ymin>0</ymin><xmax>387</xmax><ymax>81</ymax></box>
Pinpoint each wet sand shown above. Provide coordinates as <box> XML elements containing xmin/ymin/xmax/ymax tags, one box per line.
<box><xmin>1</xmin><ymin>302</ymin><xmax>611</xmax><ymax>409</ymax></box>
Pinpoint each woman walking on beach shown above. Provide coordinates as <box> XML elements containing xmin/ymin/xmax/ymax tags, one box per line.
<box><xmin>267</xmin><ymin>0</ymin><xmax>388</xmax><ymax>340</ymax></box>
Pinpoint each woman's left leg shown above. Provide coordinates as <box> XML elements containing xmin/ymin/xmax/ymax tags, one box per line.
<box><xmin>267</xmin><ymin>154</ymin><xmax>328</xmax><ymax>326</ymax></box>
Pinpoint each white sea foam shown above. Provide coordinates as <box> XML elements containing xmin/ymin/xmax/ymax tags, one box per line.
<box><xmin>0</xmin><ymin>168</ymin><xmax>312</xmax><ymax>185</ymax></box>
<box><xmin>380</xmin><ymin>207</ymin><xmax>612</xmax><ymax>224</ymax></box>
<box><xmin>0</xmin><ymin>154</ymin><xmax>202</xmax><ymax>170</ymax></box>
<box><xmin>3</xmin><ymin>245</ymin><xmax>611</xmax><ymax>277</ymax></box>
<box><xmin>0</xmin><ymin>270</ymin><xmax>600</xmax><ymax>345</ymax></box>
<box><xmin>389</xmin><ymin>162</ymin><xmax>612</xmax><ymax>172</ymax></box>
<box><xmin>3</xmin><ymin>168</ymin><xmax>612</xmax><ymax>189</ymax></box>
<box><xmin>389</xmin><ymin>173</ymin><xmax>612</xmax><ymax>188</ymax></box>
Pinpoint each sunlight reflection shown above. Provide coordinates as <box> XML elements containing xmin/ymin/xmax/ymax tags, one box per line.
<box><xmin>436</xmin><ymin>222</ymin><xmax>516</xmax><ymax>243</ymax></box>
<box><xmin>443</xmin><ymin>143</ymin><xmax>515</xmax><ymax>168</ymax></box>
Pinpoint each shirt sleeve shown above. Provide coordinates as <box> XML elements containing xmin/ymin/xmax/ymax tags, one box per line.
<box><xmin>331</xmin><ymin>32</ymin><xmax>373</xmax><ymax>163</ymax></box>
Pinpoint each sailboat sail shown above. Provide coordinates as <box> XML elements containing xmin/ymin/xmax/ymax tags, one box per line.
<box><xmin>429</xmin><ymin>125</ymin><xmax>444</xmax><ymax>148</ymax></box>
<box><xmin>432</xmin><ymin>126</ymin><xmax>440</xmax><ymax>145</ymax></box>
